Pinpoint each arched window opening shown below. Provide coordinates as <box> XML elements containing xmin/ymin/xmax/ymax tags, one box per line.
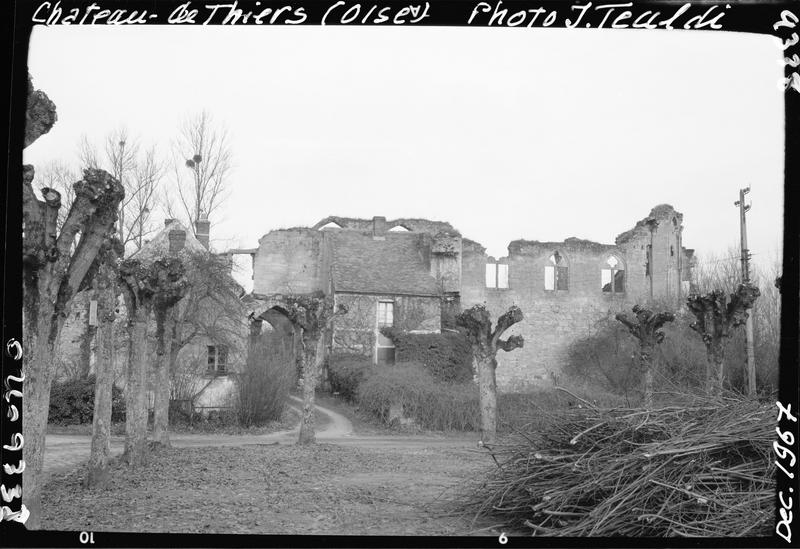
<box><xmin>602</xmin><ymin>255</ymin><xmax>625</xmax><ymax>294</ymax></box>
<box><xmin>544</xmin><ymin>252</ymin><xmax>568</xmax><ymax>291</ymax></box>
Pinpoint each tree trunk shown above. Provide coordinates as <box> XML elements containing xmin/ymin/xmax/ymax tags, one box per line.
<box><xmin>124</xmin><ymin>315</ymin><xmax>149</xmax><ymax>466</ymax></box>
<box><xmin>477</xmin><ymin>355</ymin><xmax>498</xmax><ymax>444</ymax></box>
<box><xmin>707</xmin><ymin>341</ymin><xmax>725</xmax><ymax>399</ymax></box>
<box><xmin>86</xmin><ymin>277</ymin><xmax>116</xmax><ymax>488</ymax></box>
<box><xmin>79</xmin><ymin>301</ymin><xmax>94</xmax><ymax>378</ymax></box>
<box><xmin>297</xmin><ymin>332</ymin><xmax>322</xmax><ymax>445</ymax></box>
<box><xmin>152</xmin><ymin>312</ymin><xmax>175</xmax><ymax>446</ymax></box>
<box><xmin>640</xmin><ymin>343</ymin><xmax>654</xmax><ymax>410</ymax></box>
<box><xmin>21</xmin><ymin>312</ymin><xmax>59</xmax><ymax>530</ymax></box>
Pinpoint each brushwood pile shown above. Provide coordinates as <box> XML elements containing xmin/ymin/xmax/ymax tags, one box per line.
<box><xmin>460</xmin><ymin>396</ymin><xmax>775</xmax><ymax>537</ymax></box>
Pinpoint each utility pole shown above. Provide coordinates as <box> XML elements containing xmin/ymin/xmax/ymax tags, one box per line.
<box><xmin>735</xmin><ymin>186</ymin><xmax>756</xmax><ymax>396</ymax></box>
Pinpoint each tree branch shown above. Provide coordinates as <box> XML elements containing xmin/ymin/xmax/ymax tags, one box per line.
<box><xmin>497</xmin><ymin>334</ymin><xmax>524</xmax><ymax>352</ymax></box>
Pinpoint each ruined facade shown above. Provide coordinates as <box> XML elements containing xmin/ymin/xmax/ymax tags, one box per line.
<box><xmin>250</xmin><ymin>205</ymin><xmax>693</xmax><ymax>390</ymax></box>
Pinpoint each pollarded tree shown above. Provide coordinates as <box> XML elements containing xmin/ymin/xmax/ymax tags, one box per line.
<box><xmin>22</xmin><ymin>75</ymin><xmax>125</xmax><ymax>528</ymax></box>
<box><xmin>276</xmin><ymin>293</ymin><xmax>346</xmax><ymax>444</ymax></box>
<box><xmin>85</xmin><ymin>238</ymin><xmax>124</xmax><ymax>489</ymax></box>
<box><xmin>456</xmin><ymin>304</ymin><xmax>524</xmax><ymax>444</ymax></box>
<box><xmin>119</xmin><ymin>255</ymin><xmax>188</xmax><ymax>464</ymax></box>
<box><xmin>615</xmin><ymin>305</ymin><xmax>675</xmax><ymax>409</ymax></box>
<box><xmin>687</xmin><ymin>284</ymin><xmax>760</xmax><ymax>398</ymax></box>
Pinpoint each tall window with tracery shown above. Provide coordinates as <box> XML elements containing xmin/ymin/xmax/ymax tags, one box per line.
<box><xmin>601</xmin><ymin>255</ymin><xmax>625</xmax><ymax>294</ymax></box>
<box><xmin>544</xmin><ymin>252</ymin><xmax>568</xmax><ymax>291</ymax></box>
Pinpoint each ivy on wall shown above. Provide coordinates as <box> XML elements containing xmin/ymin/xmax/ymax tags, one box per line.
<box><xmin>380</xmin><ymin>328</ymin><xmax>473</xmax><ymax>383</ymax></box>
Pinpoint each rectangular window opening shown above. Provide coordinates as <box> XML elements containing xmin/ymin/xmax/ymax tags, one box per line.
<box><xmin>544</xmin><ymin>265</ymin><xmax>555</xmax><ymax>290</ymax></box>
<box><xmin>376</xmin><ymin>301</ymin><xmax>396</xmax><ymax>365</ymax></box>
<box><xmin>497</xmin><ymin>264</ymin><xmax>509</xmax><ymax>289</ymax></box>
<box><xmin>207</xmin><ymin>344</ymin><xmax>229</xmax><ymax>375</ymax></box>
<box><xmin>485</xmin><ymin>263</ymin><xmax>497</xmax><ymax>288</ymax></box>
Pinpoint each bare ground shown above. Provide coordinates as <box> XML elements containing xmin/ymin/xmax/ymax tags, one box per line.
<box><xmin>40</xmin><ymin>441</ymin><xmax>496</xmax><ymax>536</ymax></box>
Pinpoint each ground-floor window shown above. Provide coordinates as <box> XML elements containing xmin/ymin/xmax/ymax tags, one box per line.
<box><xmin>376</xmin><ymin>301</ymin><xmax>396</xmax><ymax>365</ymax></box>
<box><xmin>207</xmin><ymin>344</ymin><xmax>229</xmax><ymax>375</ymax></box>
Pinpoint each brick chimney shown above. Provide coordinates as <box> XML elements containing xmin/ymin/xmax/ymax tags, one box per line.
<box><xmin>195</xmin><ymin>212</ymin><xmax>210</xmax><ymax>249</ymax></box>
<box><xmin>168</xmin><ymin>229</ymin><xmax>186</xmax><ymax>254</ymax></box>
<box><xmin>372</xmin><ymin>216</ymin><xmax>386</xmax><ymax>240</ymax></box>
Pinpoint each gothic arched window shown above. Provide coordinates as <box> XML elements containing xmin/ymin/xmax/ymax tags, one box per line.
<box><xmin>544</xmin><ymin>252</ymin><xmax>568</xmax><ymax>291</ymax></box>
<box><xmin>601</xmin><ymin>255</ymin><xmax>625</xmax><ymax>294</ymax></box>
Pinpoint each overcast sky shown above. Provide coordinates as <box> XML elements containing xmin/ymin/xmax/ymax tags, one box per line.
<box><xmin>24</xmin><ymin>25</ymin><xmax>785</xmax><ymax>291</ymax></box>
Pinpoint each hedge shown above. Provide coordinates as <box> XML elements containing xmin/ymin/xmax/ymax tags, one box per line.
<box><xmin>380</xmin><ymin>328</ymin><xmax>473</xmax><ymax>383</ymax></box>
<box><xmin>49</xmin><ymin>376</ymin><xmax>125</xmax><ymax>425</ymax></box>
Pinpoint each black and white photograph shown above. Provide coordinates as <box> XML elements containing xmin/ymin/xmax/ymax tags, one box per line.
<box><xmin>2</xmin><ymin>0</ymin><xmax>798</xmax><ymax>544</ymax></box>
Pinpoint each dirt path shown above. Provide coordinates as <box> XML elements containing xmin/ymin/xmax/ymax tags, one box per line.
<box><xmin>44</xmin><ymin>397</ymin><xmax>358</xmax><ymax>477</ymax></box>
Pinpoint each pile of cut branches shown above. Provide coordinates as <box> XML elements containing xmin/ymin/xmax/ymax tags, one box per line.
<box><xmin>460</xmin><ymin>395</ymin><xmax>775</xmax><ymax>536</ymax></box>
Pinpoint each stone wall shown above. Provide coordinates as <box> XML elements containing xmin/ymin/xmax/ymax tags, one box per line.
<box><xmin>460</xmin><ymin>204</ymin><xmax>690</xmax><ymax>391</ymax></box>
<box><xmin>252</xmin><ymin>229</ymin><xmax>324</xmax><ymax>295</ymax></box>
<box><xmin>332</xmin><ymin>293</ymin><xmax>441</xmax><ymax>358</ymax></box>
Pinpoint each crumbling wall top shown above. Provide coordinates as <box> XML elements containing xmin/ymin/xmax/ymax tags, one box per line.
<box><xmin>615</xmin><ymin>204</ymin><xmax>683</xmax><ymax>245</ymax></box>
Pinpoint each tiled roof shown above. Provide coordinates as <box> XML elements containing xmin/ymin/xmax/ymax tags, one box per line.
<box><xmin>329</xmin><ymin>232</ymin><xmax>440</xmax><ymax>297</ymax></box>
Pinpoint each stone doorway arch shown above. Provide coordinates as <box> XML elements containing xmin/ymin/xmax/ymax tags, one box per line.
<box><xmin>242</xmin><ymin>292</ymin><xmax>346</xmax><ymax>444</ymax></box>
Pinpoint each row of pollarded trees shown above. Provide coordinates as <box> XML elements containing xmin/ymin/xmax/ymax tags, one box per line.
<box><xmin>456</xmin><ymin>282</ymin><xmax>763</xmax><ymax>444</ymax></box>
<box><xmin>21</xmin><ymin>76</ymin><xmax>239</xmax><ymax>528</ymax></box>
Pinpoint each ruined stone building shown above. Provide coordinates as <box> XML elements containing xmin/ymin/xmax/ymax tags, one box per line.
<box><xmin>248</xmin><ymin>205</ymin><xmax>694</xmax><ymax>390</ymax></box>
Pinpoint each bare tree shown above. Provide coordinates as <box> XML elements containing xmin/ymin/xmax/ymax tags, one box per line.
<box><xmin>77</xmin><ymin>134</ymin><xmax>100</xmax><ymax>170</ymax></box>
<box><xmin>615</xmin><ymin>306</ymin><xmax>675</xmax><ymax>409</ymax></box>
<box><xmin>77</xmin><ymin>128</ymin><xmax>163</xmax><ymax>254</ymax></box>
<box><xmin>22</xmin><ymin>75</ymin><xmax>125</xmax><ymax>528</ymax></box>
<box><xmin>168</xmin><ymin>111</ymin><xmax>233</xmax><ymax>235</ymax></box>
<box><xmin>687</xmin><ymin>284</ymin><xmax>760</xmax><ymax>398</ymax></box>
<box><xmin>456</xmin><ymin>305</ymin><xmax>524</xmax><ymax>444</ymax></box>
<box><xmin>36</xmin><ymin>161</ymin><xmax>78</xmax><ymax>230</ymax></box>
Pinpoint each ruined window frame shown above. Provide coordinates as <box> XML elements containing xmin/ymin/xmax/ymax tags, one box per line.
<box><xmin>376</xmin><ymin>300</ymin><xmax>396</xmax><ymax>365</ymax></box>
<box><xmin>601</xmin><ymin>255</ymin><xmax>626</xmax><ymax>294</ymax></box>
<box><xmin>544</xmin><ymin>252</ymin><xmax>569</xmax><ymax>292</ymax></box>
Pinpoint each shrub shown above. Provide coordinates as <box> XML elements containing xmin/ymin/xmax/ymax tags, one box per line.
<box><xmin>356</xmin><ymin>362</ymin><xmax>480</xmax><ymax>431</ymax></box>
<box><xmin>497</xmin><ymin>387</ymin><xmax>628</xmax><ymax>433</ymax></box>
<box><xmin>235</xmin><ymin>332</ymin><xmax>295</xmax><ymax>427</ymax></box>
<box><xmin>48</xmin><ymin>376</ymin><xmax>125</xmax><ymax>425</ymax></box>
<box><xmin>564</xmin><ymin>303</ymin><xmax>778</xmax><ymax>401</ymax></box>
<box><xmin>563</xmin><ymin>314</ymin><xmax>642</xmax><ymax>398</ymax></box>
<box><xmin>328</xmin><ymin>353</ymin><xmax>374</xmax><ymax>402</ymax></box>
<box><xmin>380</xmin><ymin>328</ymin><xmax>473</xmax><ymax>383</ymax></box>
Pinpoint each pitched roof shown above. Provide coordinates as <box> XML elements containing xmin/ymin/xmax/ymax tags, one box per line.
<box><xmin>128</xmin><ymin>220</ymin><xmax>207</xmax><ymax>262</ymax></box>
<box><xmin>329</xmin><ymin>232</ymin><xmax>440</xmax><ymax>297</ymax></box>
